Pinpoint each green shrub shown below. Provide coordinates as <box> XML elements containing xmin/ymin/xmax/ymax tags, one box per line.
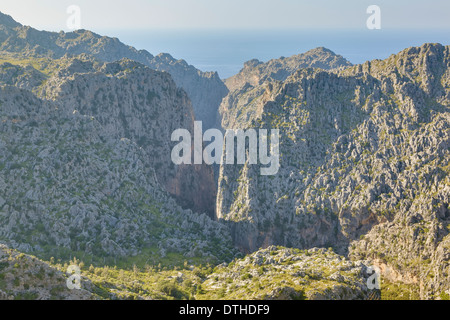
<box><xmin>440</xmin><ymin>291</ymin><xmax>450</xmax><ymax>300</ymax></box>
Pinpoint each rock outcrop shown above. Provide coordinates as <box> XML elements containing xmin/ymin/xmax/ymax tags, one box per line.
<box><xmin>220</xmin><ymin>47</ymin><xmax>351</xmax><ymax>129</ymax></box>
<box><xmin>225</xmin><ymin>47</ymin><xmax>352</xmax><ymax>92</ymax></box>
<box><xmin>0</xmin><ymin>55</ymin><xmax>235</xmax><ymax>262</ymax></box>
<box><xmin>198</xmin><ymin>246</ymin><xmax>375</xmax><ymax>300</ymax></box>
<box><xmin>0</xmin><ymin>11</ymin><xmax>227</xmax><ymax>213</ymax></box>
<box><xmin>0</xmin><ymin>244</ymin><xmax>94</xmax><ymax>300</ymax></box>
<box><xmin>216</xmin><ymin>43</ymin><xmax>450</xmax><ymax>299</ymax></box>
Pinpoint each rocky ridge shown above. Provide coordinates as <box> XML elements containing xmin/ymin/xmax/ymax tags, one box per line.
<box><xmin>0</xmin><ymin>244</ymin><xmax>94</xmax><ymax>300</ymax></box>
<box><xmin>198</xmin><ymin>246</ymin><xmax>375</xmax><ymax>300</ymax></box>
<box><xmin>0</xmin><ymin>56</ymin><xmax>235</xmax><ymax>264</ymax></box>
<box><xmin>220</xmin><ymin>47</ymin><xmax>351</xmax><ymax>129</ymax></box>
<box><xmin>0</xmin><ymin>11</ymin><xmax>228</xmax><ymax>130</ymax></box>
<box><xmin>0</xmin><ymin>11</ymin><xmax>227</xmax><ymax>214</ymax></box>
<box><xmin>216</xmin><ymin>43</ymin><xmax>450</xmax><ymax>299</ymax></box>
<box><xmin>0</xmin><ymin>244</ymin><xmax>377</xmax><ymax>300</ymax></box>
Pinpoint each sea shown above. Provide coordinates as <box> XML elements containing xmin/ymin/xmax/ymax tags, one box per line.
<box><xmin>96</xmin><ymin>28</ymin><xmax>450</xmax><ymax>79</ymax></box>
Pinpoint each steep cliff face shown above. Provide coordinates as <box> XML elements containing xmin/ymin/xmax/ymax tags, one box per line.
<box><xmin>40</xmin><ymin>56</ymin><xmax>216</xmax><ymax>216</ymax></box>
<box><xmin>0</xmin><ymin>11</ymin><xmax>226</xmax><ymax>213</ymax></box>
<box><xmin>0</xmin><ymin>56</ymin><xmax>234</xmax><ymax>263</ymax></box>
<box><xmin>216</xmin><ymin>43</ymin><xmax>449</xmax><ymax>299</ymax></box>
<box><xmin>0</xmin><ymin>243</ymin><xmax>379</xmax><ymax>300</ymax></box>
<box><xmin>0</xmin><ymin>58</ymin><xmax>217</xmax><ymax>217</ymax></box>
<box><xmin>150</xmin><ymin>53</ymin><xmax>229</xmax><ymax>130</ymax></box>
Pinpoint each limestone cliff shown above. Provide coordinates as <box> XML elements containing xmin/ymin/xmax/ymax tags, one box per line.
<box><xmin>216</xmin><ymin>43</ymin><xmax>449</xmax><ymax>299</ymax></box>
<box><xmin>0</xmin><ymin>11</ymin><xmax>226</xmax><ymax>213</ymax></box>
<box><xmin>0</xmin><ymin>56</ymin><xmax>235</xmax><ymax>263</ymax></box>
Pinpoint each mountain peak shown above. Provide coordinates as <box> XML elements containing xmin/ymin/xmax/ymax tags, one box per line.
<box><xmin>155</xmin><ymin>52</ymin><xmax>175</xmax><ymax>60</ymax></box>
<box><xmin>307</xmin><ymin>46</ymin><xmax>334</xmax><ymax>54</ymax></box>
<box><xmin>225</xmin><ymin>46</ymin><xmax>352</xmax><ymax>91</ymax></box>
<box><xmin>0</xmin><ymin>11</ymin><xmax>21</xmax><ymax>29</ymax></box>
<box><xmin>244</xmin><ymin>58</ymin><xmax>263</xmax><ymax>68</ymax></box>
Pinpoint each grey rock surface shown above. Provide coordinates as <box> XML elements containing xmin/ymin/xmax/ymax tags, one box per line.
<box><xmin>217</xmin><ymin>43</ymin><xmax>449</xmax><ymax>299</ymax></box>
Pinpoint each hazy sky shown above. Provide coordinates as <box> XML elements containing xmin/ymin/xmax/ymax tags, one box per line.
<box><xmin>1</xmin><ymin>0</ymin><xmax>450</xmax><ymax>32</ymax></box>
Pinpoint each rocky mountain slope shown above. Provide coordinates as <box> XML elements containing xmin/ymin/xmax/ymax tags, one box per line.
<box><xmin>0</xmin><ymin>244</ymin><xmax>95</xmax><ymax>300</ymax></box>
<box><xmin>0</xmin><ymin>55</ymin><xmax>217</xmax><ymax>217</ymax></box>
<box><xmin>0</xmin><ymin>10</ymin><xmax>449</xmax><ymax>300</ymax></box>
<box><xmin>1</xmin><ymin>244</ymin><xmax>378</xmax><ymax>300</ymax></box>
<box><xmin>0</xmin><ymin>11</ymin><xmax>226</xmax><ymax>214</ymax></box>
<box><xmin>0</xmin><ymin>11</ymin><xmax>228</xmax><ymax>131</ymax></box>
<box><xmin>216</xmin><ymin>43</ymin><xmax>449</xmax><ymax>299</ymax></box>
<box><xmin>198</xmin><ymin>246</ymin><xmax>375</xmax><ymax>300</ymax></box>
<box><xmin>0</xmin><ymin>55</ymin><xmax>236</xmax><ymax>265</ymax></box>
<box><xmin>220</xmin><ymin>48</ymin><xmax>351</xmax><ymax>129</ymax></box>
<box><xmin>225</xmin><ymin>47</ymin><xmax>351</xmax><ymax>92</ymax></box>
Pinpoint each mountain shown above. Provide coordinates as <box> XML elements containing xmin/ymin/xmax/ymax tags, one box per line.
<box><xmin>0</xmin><ymin>11</ymin><xmax>228</xmax><ymax>215</ymax></box>
<box><xmin>225</xmin><ymin>47</ymin><xmax>352</xmax><ymax>92</ymax></box>
<box><xmin>0</xmin><ymin>54</ymin><xmax>236</xmax><ymax>265</ymax></box>
<box><xmin>150</xmin><ymin>53</ymin><xmax>228</xmax><ymax>130</ymax></box>
<box><xmin>216</xmin><ymin>43</ymin><xmax>449</xmax><ymax>299</ymax></box>
<box><xmin>0</xmin><ymin>12</ymin><xmax>228</xmax><ymax>130</ymax></box>
<box><xmin>220</xmin><ymin>47</ymin><xmax>351</xmax><ymax>129</ymax></box>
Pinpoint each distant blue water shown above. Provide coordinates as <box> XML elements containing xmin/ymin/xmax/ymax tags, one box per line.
<box><xmin>97</xmin><ymin>29</ymin><xmax>450</xmax><ymax>79</ymax></box>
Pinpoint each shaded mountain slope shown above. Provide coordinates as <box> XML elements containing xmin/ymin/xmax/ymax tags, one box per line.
<box><xmin>0</xmin><ymin>56</ymin><xmax>236</xmax><ymax>265</ymax></box>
